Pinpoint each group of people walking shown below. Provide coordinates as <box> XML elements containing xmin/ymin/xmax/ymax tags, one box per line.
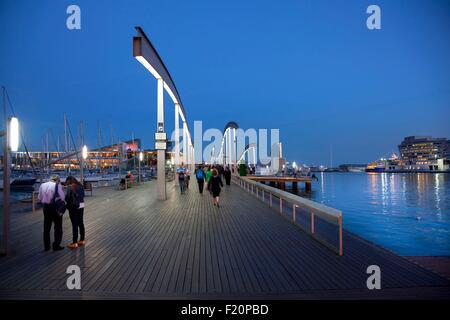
<box><xmin>38</xmin><ymin>174</ymin><xmax>86</xmax><ymax>252</ymax></box>
<box><xmin>177</xmin><ymin>163</ymin><xmax>233</xmax><ymax>208</ymax></box>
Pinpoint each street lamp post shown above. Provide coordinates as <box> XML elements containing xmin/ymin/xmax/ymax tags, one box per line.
<box><xmin>1</xmin><ymin>116</ymin><xmax>19</xmax><ymax>255</ymax></box>
<box><xmin>81</xmin><ymin>145</ymin><xmax>88</xmax><ymax>184</ymax></box>
<box><xmin>139</xmin><ymin>151</ymin><xmax>143</xmax><ymax>183</ymax></box>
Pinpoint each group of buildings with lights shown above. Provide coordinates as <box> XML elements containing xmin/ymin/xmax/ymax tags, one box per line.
<box><xmin>7</xmin><ymin>139</ymin><xmax>177</xmax><ymax>173</ymax></box>
<box><xmin>286</xmin><ymin>135</ymin><xmax>450</xmax><ymax>174</ymax></box>
<box><xmin>366</xmin><ymin>136</ymin><xmax>450</xmax><ymax>173</ymax></box>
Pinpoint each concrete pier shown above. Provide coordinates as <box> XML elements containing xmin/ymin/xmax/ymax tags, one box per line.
<box><xmin>246</xmin><ymin>176</ymin><xmax>313</xmax><ymax>192</ymax></box>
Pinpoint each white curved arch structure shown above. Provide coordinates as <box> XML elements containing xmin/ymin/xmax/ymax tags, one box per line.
<box><xmin>217</xmin><ymin>122</ymin><xmax>238</xmax><ymax>166</ymax></box>
<box><xmin>237</xmin><ymin>143</ymin><xmax>257</xmax><ymax>165</ymax></box>
<box><xmin>133</xmin><ymin>27</ymin><xmax>194</xmax><ymax>200</ymax></box>
<box><xmin>270</xmin><ymin>142</ymin><xmax>283</xmax><ymax>174</ymax></box>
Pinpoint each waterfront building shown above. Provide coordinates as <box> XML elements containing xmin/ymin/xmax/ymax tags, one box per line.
<box><xmin>398</xmin><ymin>136</ymin><xmax>449</xmax><ymax>165</ymax></box>
<box><xmin>366</xmin><ymin>136</ymin><xmax>450</xmax><ymax>173</ymax></box>
<box><xmin>9</xmin><ymin>139</ymin><xmax>141</xmax><ymax>171</ymax></box>
<box><xmin>7</xmin><ymin>139</ymin><xmax>174</xmax><ymax>172</ymax></box>
<box><xmin>4</xmin><ymin>138</ymin><xmax>181</xmax><ymax>177</ymax></box>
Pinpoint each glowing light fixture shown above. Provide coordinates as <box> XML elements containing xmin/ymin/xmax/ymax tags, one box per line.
<box><xmin>9</xmin><ymin>117</ymin><xmax>19</xmax><ymax>152</ymax></box>
<box><xmin>139</xmin><ymin>151</ymin><xmax>144</xmax><ymax>162</ymax></box>
<box><xmin>82</xmin><ymin>145</ymin><xmax>88</xmax><ymax>160</ymax></box>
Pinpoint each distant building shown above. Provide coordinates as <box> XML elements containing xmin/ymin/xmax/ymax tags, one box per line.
<box><xmin>364</xmin><ymin>136</ymin><xmax>450</xmax><ymax>173</ymax></box>
<box><xmin>10</xmin><ymin>139</ymin><xmax>170</xmax><ymax>170</ymax></box>
<box><xmin>398</xmin><ymin>136</ymin><xmax>450</xmax><ymax>165</ymax></box>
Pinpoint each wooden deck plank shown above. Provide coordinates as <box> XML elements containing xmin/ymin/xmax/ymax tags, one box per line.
<box><xmin>0</xmin><ymin>179</ymin><xmax>449</xmax><ymax>299</ymax></box>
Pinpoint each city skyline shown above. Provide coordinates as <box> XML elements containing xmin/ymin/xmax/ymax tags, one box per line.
<box><xmin>1</xmin><ymin>0</ymin><xmax>449</xmax><ymax>165</ymax></box>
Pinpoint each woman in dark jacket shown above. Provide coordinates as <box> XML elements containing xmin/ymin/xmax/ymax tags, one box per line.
<box><xmin>65</xmin><ymin>176</ymin><xmax>86</xmax><ymax>249</ymax></box>
<box><xmin>224</xmin><ymin>166</ymin><xmax>232</xmax><ymax>185</ymax></box>
<box><xmin>209</xmin><ymin>168</ymin><xmax>224</xmax><ymax>207</ymax></box>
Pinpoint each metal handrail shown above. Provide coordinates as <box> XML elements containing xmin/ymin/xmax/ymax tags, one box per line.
<box><xmin>232</xmin><ymin>174</ymin><xmax>343</xmax><ymax>256</ymax></box>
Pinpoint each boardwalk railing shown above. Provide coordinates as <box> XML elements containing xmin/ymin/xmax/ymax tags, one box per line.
<box><xmin>32</xmin><ymin>191</ymin><xmax>40</xmax><ymax>213</ymax></box>
<box><xmin>232</xmin><ymin>175</ymin><xmax>343</xmax><ymax>256</ymax></box>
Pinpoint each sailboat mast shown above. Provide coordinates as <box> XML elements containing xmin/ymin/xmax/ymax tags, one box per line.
<box><xmin>46</xmin><ymin>132</ymin><xmax>49</xmax><ymax>174</ymax></box>
<box><xmin>79</xmin><ymin>120</ymin><xmax>85</xmax><ymax>146</ymax></box>
<box><xmin>97</xmin><ymin>120</ymin><xmax>101</xmax><ymax>170</ymax></box>
<box><xmin>64</xmin><ymin>114</ymin><xmax>68</xmax><ymax>153</ymax></box>
<box><xmin>80</xmin><ymin>120</ymin><xmax>85</xmax><ymax>172</ymax></box>
<box><xmin>109</xmin><ymin>123</ymin><xmax>113</xmax><ymax>173</ymax></box>
<box><xmin>109</xmin><ymin>123</ymin><xmax>113</xmax><ymax>146</ymax></box>
<box><xmin>330</xmin><ymin>144</ymin><xmax>333</xmax><ymax>169</ymax></box>
<box><xmin>97</xmin><ymin>120</ymin><xmax>102</xmax><ymax>148</ymax></box>
<box><xmin>57</xmin><ymin>135</ymin><xmax>60</xmax><ymax>156</ymax></box>
<box><xmin>64</xmin><ymin>114</ymin><xmax>70</xmax><ymax>174</ymax></box>
<box><xmin>132</xmin><ymin>132</ymin><xmax>136</xmax><ymax>171</ymax></box>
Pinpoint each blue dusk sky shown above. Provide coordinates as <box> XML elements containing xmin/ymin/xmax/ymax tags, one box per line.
<box><xmin>0</xmin><ymin>0</ymin><xmax>449</xmax><ymax>165</ymax></box>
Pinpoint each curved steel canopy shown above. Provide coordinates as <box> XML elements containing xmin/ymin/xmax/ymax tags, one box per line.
<box><xmin>223</xmin><ymin>121</ymin><xmax>239</xmax><ymax>133</ymax></box>
<box><xmin>133</xmin><ymin>26</ymin><xmax>190</xmax><ymax>129</ymax></box>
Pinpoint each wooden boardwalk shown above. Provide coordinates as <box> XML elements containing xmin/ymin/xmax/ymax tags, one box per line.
<box><xmin>0</xmin><ymin>181</ymin><xmax>449</xmax><ymax>299</ymax></box>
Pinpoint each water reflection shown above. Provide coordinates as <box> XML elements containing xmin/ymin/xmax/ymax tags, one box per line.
<box><xmin>287</xmin><ymin>172</ymin><xmax>450</xmax><ymax>256</ymax></box>
<box><xmin>435</xmin><ymin>173</ymin><xmax>441</xmax><ymax>216</ymax></box>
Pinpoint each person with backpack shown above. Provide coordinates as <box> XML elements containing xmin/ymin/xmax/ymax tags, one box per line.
<box><xmin>38</xmin><ymin>174</ymin><xmax>66</xmax><ymax>251</ymax></box>
<box><xmin>176</xmin><ymin>164</ymin><xmax>187</xmax><ymax>194</ymax></box>
<box><xmin>195</xmin><ymin>166</ymin><xmax>205</xmax><ymax>194</ymax></box>
<box><xmin>65</xmin><ymin>176</ymin><xmax>86</xmax><ymax>250</ymax></box>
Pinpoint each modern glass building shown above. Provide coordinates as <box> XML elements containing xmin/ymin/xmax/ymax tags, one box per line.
<box><xmin>398</xmin><ymin>136</ymin><xmax>450</xmax><ymax>165</ymax></box>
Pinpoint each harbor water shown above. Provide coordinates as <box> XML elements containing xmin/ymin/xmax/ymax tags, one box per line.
<box><xmin>288</xmin><ymin>172</ymin><xmax>450</xmax><ymax>256</ymax></box>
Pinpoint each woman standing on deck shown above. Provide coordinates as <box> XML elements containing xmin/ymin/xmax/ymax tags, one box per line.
<box><xmin>209</xmin><ymin>168</ymin><xmax>223</xmax><ymax>207</ymax></box>
<box><xmin>65</xmin><ymin>176</ymin><xmax>86</xmax><ymax>249</ymax></box>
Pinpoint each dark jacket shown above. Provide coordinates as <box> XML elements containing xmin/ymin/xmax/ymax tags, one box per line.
<box><xmin>65</xmin><ymin>184</ymin><xmax>85</xmax><ymax>210</ymax></box>
<box><xmin>209</xmin><ymin>175</ymin><xmax>223</xmax><ymax>194</ymax></box>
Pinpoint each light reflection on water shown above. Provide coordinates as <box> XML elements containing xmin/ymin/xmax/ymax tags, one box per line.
<box><xmin>288</xmin><ymin>173</ymin><xmax>450</xmax><ymax>256</ymax></box>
